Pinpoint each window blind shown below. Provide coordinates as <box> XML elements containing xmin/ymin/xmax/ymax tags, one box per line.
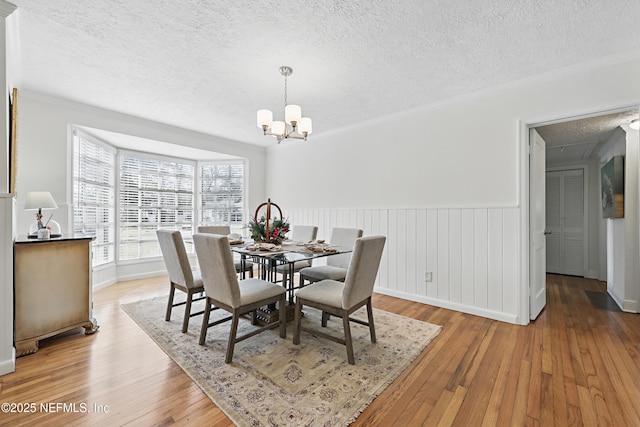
<box><xmin>119</xmin><ymin>153</ymin><xmax>195</xmax><ymax>260</ymax></box>
<box><xmin>199</xmin><ymin>162</ymin><xmax>245</xmax><ymax>234</ymax></box>
<box><xmin>72</xmin><ymin>131</ymin><xmax>116</xmax><ymax>266</ymax></box>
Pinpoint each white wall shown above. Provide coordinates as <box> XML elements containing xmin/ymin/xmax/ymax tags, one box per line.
<box><xmin>597</xmin><ymin>129</ymin><xmax>627</xmax><ymax>282</ymax></box>
<box><xmin>287</xmin><ymin>206</ymin><xmax>519</xmax><ymax>323</ymax></box>
<box><xmin>623</xmin><ymin>125</ymin><xmax>639</xmax><ymax>312</ymax></box>
<box><xmin>0</xmin><ymin>195</ymin><xmax>15</xmax><ymax>376</ymax></box>
<box><xmin>597</xmin><ymin>127</ymin><xmax>638</xmax><ymax>311</ymax></box>
<box><xmin>0</xmin><ymin>1</ymin><xmax>17</xmax><ymax>376</ymax></box>
<box><xmin>267</xmin><ymin>53</ymin><xmax>640</xmax><ymax>324</ymax></box>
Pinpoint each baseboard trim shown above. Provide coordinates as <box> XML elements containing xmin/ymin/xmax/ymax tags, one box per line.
<box><xmin>93</xmin><ymin>278</ymin><xmax>118</xmax><ymax>291</ymax></box>
<box><xmin>585</xmin><ymin>270</ymin><xmax>598</xmax><ymax>279</ymax></box>
<box><xmin>116</xmin><ymin>269</ymin><xmax>167</xmax><ymax>283</ymax></box>
<box><xmin>0</xmin><ymin>348</ymin><xmax>16</xmax><ymax>376</ymax></box>
<box><xmin>623</xmin><ymin>298</ymin><xmax>638</xmax><ymax>313</ymax></box>
<box><xmin>373</xmin><ymin>287</ymin><xmax>520</xmax><ymax>325</ymax></box>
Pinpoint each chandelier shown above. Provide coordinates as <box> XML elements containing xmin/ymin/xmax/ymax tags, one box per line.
<box><xmin>256</xmin><ymin>66</ymin><xmax>312</xmax><ymax>143</ymax></box>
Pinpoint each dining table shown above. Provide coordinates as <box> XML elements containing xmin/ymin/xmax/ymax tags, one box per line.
<box><xmin>231</xmin><ymin>239</ymin><xmax>353</xmax><ymax>323</ymax></box>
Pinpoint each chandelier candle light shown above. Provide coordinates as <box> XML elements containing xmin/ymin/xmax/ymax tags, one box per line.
<box><xmin>257</xmin><ymin>66</ymin><xmax>312</xmax><ymax>143</ymax></box>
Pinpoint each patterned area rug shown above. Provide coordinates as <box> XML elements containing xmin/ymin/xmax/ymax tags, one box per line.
<box><xmin>121</xmin><ymin>296</ymin><xmax>441</xmax><ymax>426</ymax></box>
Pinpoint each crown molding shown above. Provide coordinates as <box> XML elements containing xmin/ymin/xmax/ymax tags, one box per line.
<box><xmin>0</xmin><ymin>1</ymin><xmax>16</xmax><ymax>18</ymax></box>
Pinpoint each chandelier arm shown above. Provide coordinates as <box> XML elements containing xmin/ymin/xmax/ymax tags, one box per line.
<box><xmin>265</xmin><ymin>129</ymin><xmax>306</xmax><ymax>142</ymax></box>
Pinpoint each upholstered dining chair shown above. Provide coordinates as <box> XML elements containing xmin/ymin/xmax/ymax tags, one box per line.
<box><xmin>275</xmin><ymin>225</ymin><xmax>318</xmax><ymax>286</ymax></box>
<box><xmin>193</xmin><ymin>233</ymin><xmax>286</xmax><ymax>363</ymax></box>
<box><xmin>157</xmin><ymin>230</ymin><xmax>207</xmax><ymax>333</ymax></box>
<box><xmin>299</xmin><ymin>227</ymin><xmax>363</xmax><ymax>287</ymax></box>
<box><xmin>293</xmin><ymin>235</ymin><xmax>386</xmax><ymax>365</ymax></box>
<box><xmin>197</xmin><ymin>225</ymin><xmax>254</xmax><ymax>277</ymax></box>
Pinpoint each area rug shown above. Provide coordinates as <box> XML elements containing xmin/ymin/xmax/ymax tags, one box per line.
<box><xmin>121</xmin><ymin>296</ymin><xmax>441</xmax><ymax>426</ymax></box>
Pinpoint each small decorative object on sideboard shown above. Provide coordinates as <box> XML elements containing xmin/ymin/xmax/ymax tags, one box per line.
<box><xmin>24</xmin><ymin>191</ymin><xmax>62</xmax><ymax>238</ymax></box>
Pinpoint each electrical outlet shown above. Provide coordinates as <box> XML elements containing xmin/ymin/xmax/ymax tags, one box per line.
<box><xmin>425</xmin><ymin>271</ymin><xmax>433</xmax><ymax>282</ymax></box>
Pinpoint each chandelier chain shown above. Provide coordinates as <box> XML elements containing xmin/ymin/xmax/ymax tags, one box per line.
<box><xmin>284</xmin><ymin>72</ymin><xmax>288</xmax><ymax>108</ymax></box>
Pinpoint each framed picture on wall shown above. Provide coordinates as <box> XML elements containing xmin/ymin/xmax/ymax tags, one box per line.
<box><xmin>601</xmin><ymin>155</ymin><xmax>624</xmax><ymax>218</ymax></box>
<box><xmin>9</xmin><ymin>87</ymin><xmax>18</xmax><ymax>194</ymax></box>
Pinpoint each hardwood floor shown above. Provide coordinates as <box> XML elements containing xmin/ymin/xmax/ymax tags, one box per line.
<box><xmin>1</xmin><ymin>274</ymin><xmax>639</xmax><ymax>426</ymax></box>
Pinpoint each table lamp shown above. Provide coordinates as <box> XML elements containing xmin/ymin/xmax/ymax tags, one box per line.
<box><xmin>24</xmin><ymin>191</ymin><xmax>59</xmax><ymax>238</ymax></box>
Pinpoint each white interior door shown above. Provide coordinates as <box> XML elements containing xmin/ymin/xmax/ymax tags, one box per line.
<box><xmin>546</xmin><ymin>169</ymin><xmax>585</xmax><ymax>276</ymax></box>
<box><xmin>530</xmin><ymin>129</ymin><xmax>547</xmax><ymax>320</ymax></box>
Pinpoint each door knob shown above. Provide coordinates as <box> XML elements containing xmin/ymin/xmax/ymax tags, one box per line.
<box><xmin>544</xmin><ymin>230</ymin><xmax>552</xmax><ymax>235</ymax></box>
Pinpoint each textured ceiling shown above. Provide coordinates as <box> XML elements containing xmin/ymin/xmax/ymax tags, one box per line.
<box><xmin>10</xmin><ymin>0</ymin><xmax>640</xmax><ymax>147</ymax></box>
<box><xmin>538</xmin><ymin>110</ymin><xmax>639</xmax><ymax>163</ymax></box>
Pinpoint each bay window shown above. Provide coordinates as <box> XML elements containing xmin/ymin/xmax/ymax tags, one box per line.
<box><xmin>71</xmin><ymin>128</ymin><xmax>245</xmax><ymax>265</ymax></box>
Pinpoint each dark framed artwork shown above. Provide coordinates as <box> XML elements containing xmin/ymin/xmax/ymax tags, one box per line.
<box><xmin>601</xmin><ymin>155</ymin><xmax>624</xmax><ymax>218</ymax></box>
<box><xmin>9</xmin><ymin>87</ymin><xmax>18</xmax><ymax>194</ymax></box>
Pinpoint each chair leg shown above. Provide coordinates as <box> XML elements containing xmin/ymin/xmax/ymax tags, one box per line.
<box><xmin>225</xmin><ymin>312</ymin><xmax>240</xmax><ymax>363</ymax></box>
<box><xmin>321</xmin><ymin>311</ymin><xmax>329</xmax><ymax>327</ymax></box>
<box><xmin>293</xmin><ymin>299</ymin><xmax>302</xmax><ymax>345</ymax></box>
<box><xmin>249</xmin><ymin>267</ymin><xmax>254</xmax><ymax>278</ymax></box>
<box><xmin>343</xmin><ymin>310</ymin><xmax>355</xmax><ymax>365</ymax></box>
<box><xmin>165</xmin><ymin>284</ymin><xmax>176</xmax><ymax>321</ymax></box>
<box><xmin>199</xmin><ymin>299</ymin><xmax>212</xmax><ymax>345</ymax></box>
<box><xmin>366</xmin><ymin>298</ymin><xmax>376</xmax><ymax>343</ymax></box>
<box><xmin>278</xmin><ymin>295</ymin><xmax>287</xmax><ymax>338</ymax></box>
<box><xmin>182</xmin><ymin>290</ymin><xmax>193</xmax><ymax>333</ymax></box>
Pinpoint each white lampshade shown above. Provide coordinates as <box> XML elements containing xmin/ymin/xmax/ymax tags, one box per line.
<box><xmin>631</xmin><ymin>119</ymin><xmax>640</xmax><ymax>130</ymax></box>
<box><xmin>285</xmin><ymin>104</ymin><xmax>302</xmax><ymax>125</ymax></box>
<box><xmin>271</xmin><ymin>121</ymin><xmax>285</xmax><ymax>136</ymax></box>
<box><xmin>257</xmin><ymin>109</ymin><xmax>273</xmax><ymax>129</ymax></box>
<box><xmin>24</xmin><ymin>191</ymin><xmax>58</xmax><ymax>211</ymax></box>
<box><xmin>298</xmin><ymin>117</ymin><xmax>313</xmax><ymax>135</ymax></box>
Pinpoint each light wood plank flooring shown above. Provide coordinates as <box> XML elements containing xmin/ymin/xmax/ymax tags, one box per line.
<box><xmin>1</xmin><ymin>274</ymin><xmax>639</xmax><ymax>426</ymax></box>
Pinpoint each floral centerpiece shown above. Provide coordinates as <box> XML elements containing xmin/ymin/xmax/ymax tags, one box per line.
<box><xmin>247</xmin><ymin>215</ymin><xmax>290</xmax><ymax>245</ymax></box>
<box><xmin>247</xmin><ymin>199</ymin><xmax>289</xmax><ymax>244</ymax></box>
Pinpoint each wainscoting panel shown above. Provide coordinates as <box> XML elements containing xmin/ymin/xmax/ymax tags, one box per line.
<box><xmin>286</xmin><ymin>206</ymin><xmax>521</xmax><ymax>323</ymax></box>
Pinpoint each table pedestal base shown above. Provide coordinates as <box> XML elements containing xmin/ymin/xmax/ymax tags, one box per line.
<box><xmin>256</xmin><ymin>303</ymin><xmax>299</xmax><ymax>325</ymax></box>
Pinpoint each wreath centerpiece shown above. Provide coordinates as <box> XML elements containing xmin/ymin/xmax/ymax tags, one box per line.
<box><xmin>247</xmin><ymin>199</ymin><xmax>290</xmax><ymax>245</ymax></box>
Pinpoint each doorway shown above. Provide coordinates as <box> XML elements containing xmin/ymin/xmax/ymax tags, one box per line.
<box><xmin>525</xmin><ymin>107</ymin><xmax>640</xmax><ymax>322</ymax></box>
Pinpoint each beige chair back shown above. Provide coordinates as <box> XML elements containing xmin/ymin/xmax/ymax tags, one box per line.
<box><xmin>197</xmin><ymin>225</ymin><xmax>231</xmax><ymax>235</ymax></box>
<box><xmin>328</xmin><ymin>228</ymin><xmax>363</xmax><ymax>269</ymax></box>
<box><xmin>193</xmin><ymin>233</ymin><xmax>242</xmax><ymax>308</ymax></box>
<box><xmin>157</xmin><ymin>230</ymin><xmax>197</xmax><ymax>289</ymax></box>
<box><xmin>291</xmin><ymin>225</ymin><xmax>318</xmax><ymax>242</ymax></box>
<box><xmin>342</xmin><ymin>236</ymin><xmax>386</xmax><ymax>308</ymax></box>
